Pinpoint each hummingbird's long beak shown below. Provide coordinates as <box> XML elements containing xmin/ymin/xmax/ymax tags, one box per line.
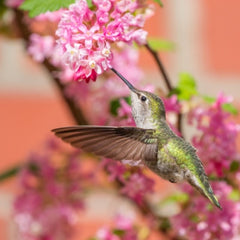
<box><xmin>111</xmin><ymin>68</ymin><xmax>138</xmax><ymax>93</ymax></box>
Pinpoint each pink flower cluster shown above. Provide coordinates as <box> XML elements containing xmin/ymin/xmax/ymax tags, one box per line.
<box><xmin>94</xmin><ymin>215</ymin><xmax>140</xmax><ymax>240</ymax></box>
<box><xmin>35</xmin><ymin>10</ymin><xmax>64</xmax><ymax>22</ymax></box>
<box><xmin>172</xmin><ymin>181</ymin><xmax>240</xmax><ymax>240</ymax></box>
<box><xmin>102</xmin><ymin>158</ymin><xmax>154</xmax><ymax>205</ymax></box>
<box><xmin>13</xmin><ymin>140</ymin><xmax>92</xmax><ymax>240</ymax></box>
<box><xmin>189</xmin><ymin>93</ymin><xmax>240</xmax><ymax>177</ymax></box>
<box><xmin>28</xmin><ymin>33</ymin><xmax>77</xmax><ymax>83</ymax></box>
<box><xmin>28</xmin><ymin>34</ymin><xmax>56</xmax><ymax>62</ymax></box>
<box><xmin>163</xmin><ymin>95</ymin><xmax>180</xmax><ymax>113</ymax></box>
<box><xmin>56</xmin><ymin>0</ymin><xmax>153</xmax><ymax>82</ymax></box>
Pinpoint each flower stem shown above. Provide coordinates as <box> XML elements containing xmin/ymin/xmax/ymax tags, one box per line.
<box><xmin>145</xmin><ymin>43</ymin><xmax>173</xmax><ymax>91</ymax></box>
<box><xmin>145</xmin><ymin>42</ymin><xmax>183</xmax><ymax>135</ymax></box>
<box><xmin>0</xmin><ymin>165</ymin><xmax>21</xmax><ymax>182</ymax></box>
<box><xmin>14</xmin><ymin>9</ymin><xmax>88</xmax><ymax>125</ymax></box>
<box><xmin>0</xmin><ymin>10</ymin><xmax>89</xmax><ymax>182</ymax></box>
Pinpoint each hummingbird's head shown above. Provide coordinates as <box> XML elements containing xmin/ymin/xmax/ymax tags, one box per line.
<box><xmin>130</xmin><ymin>89</ymin><xmax>166</xmax><ymax>128</ymax></box>
<box><xmin>111</xmin><ymin>68</ymin><xmax>166</xmax><ymax>128</ymax></box>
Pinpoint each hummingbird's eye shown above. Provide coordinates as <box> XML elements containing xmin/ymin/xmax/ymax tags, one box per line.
<box><xmin>140</xmin><ymin>95</ymin><xmax>147</xmax><ymax>102</ymax></box>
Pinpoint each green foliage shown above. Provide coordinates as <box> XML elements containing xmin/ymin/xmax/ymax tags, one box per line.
<box><xmin>203</xmin><ymin>95</ymin><xmax>238</xmax><ymax>115</ymax></box>
<box><xmin>110</xmin><ymin>97</ymin><xmax>131</xmax><ymax>116</ymax></box>
<box><xmin>148</xmin><ymin>37</ymin><xmax>175</xmax><ymax>52</ymax></box>
<box><xmin>190</xmin><ymin>214</ymin><xmax>200</xmax><ymax>222</ymax></box>
<box><xmin>0</xmin><ymin>0</ymin><xmax>7</xmax><ymax>18</ymax></box>
<box><xmin>112</xmin><ymin>229</ymin><xmax>125</xmax><ymax>236</ymax></box>
<box><xmin>162</xmin><ymin>192</ymin><xmax>189</xmax><ymax>205</ymax></box>
<box><xmin>110</xmin><ymin>98</ymin><xmax>121</xmax><ymax>116</ymax></box>
<box><xmin>229</xmin><ymin>189</ymin><xmax>240</xmax><ymax>201</ymax></box>
<box><xmin>86</xmin><ymin>0</ymin><xmax>93</xmax><ymax>8</ymax></box>
<box><xmin>20</xmin><ymin>0</ymin><xmax>93</xmax><ymax>17</ymax></box>
<box><xmin>202</xmin><ymin>95</ymin><xmax>216</xmax><ymax>104</ymax></box>
<box><xmin>124</xmin><ymin>96</ymin><xmax>131</xmax><ymax>105</ymax></box>
<box><xmin>222</xmin><ymin>103</ymin><xmax>238</xmax><ymax>115</ymax></box>
<box><xmin>159</xmin><ymin>218</ymin><xmax>171</xmax><ymax>232</ymax></box>
<box><xmin>230</xmin><ymin>161</ymin><xmax>240</xmax><ymax>172</ymax></box>
<box><xmin>152</xmin><ymin>0</ymin><xmax>163</xmax><ymax>7</ymax></box>
<box><xmin>171</xmin><ymin>73</ymin><xmax>198</xmax><ymax>100</ymax></box>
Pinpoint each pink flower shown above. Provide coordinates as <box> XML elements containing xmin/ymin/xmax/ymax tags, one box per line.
<box><xmin>5</xmin><ymin>0</ymin><xmax>23</xmax><ymax>7</ymax></box>
<box><xmin>13</xmin><ymin>143</ymin><xmax>92</xmax><ymax>240</ymax></box>
<box><xmin>129</xmin><ymin>29</ymin><xmax>148</xmax><ymax>45</ymax></box>
<box><xmin>121</xmin><ymin>172</ymin><xmax>154</xmax><ymax>205</ymax></box>
<box><xmin>94</xmin><ymin>215</ymin><xmax>139</xmax><ymax>240</ymax></box>
<box><xmin>56</xmin><ymin>0</ymin><xmax>153</xmax><ymax>82</ymax></box>
<box><xmin>115</xmin><ymin>215</ymin><xmax>134</xmax><ymax>230</ymax></box>
<box><xmin>35</xmin><ymin>10</ymin><xmax>64</xmax><ymax>22</ymax></box>
<box><xmin>172</xmin><ymin>182</ymin><xmax>240</xmax><ymax>240</ymax></box>
<box><xmin>101</xmin><ymin>158</ymin><xmax>126</xmax><ymax>182</ymax></box>
<box><xmin>97</xmin><ymin>228</ymin><xmax>120</xmax><ymax>240</ymax></box>
<box><xmin>188</xmin><ymin>93</ymin><xmax>240</xmax><ymax>176</ymax></box>
<box><xmin>163</xmin><ymin>95</ymin><xmax>180</xmax><ymax>113</ymax></box>
<box><xmin>28</xmin><ymin>34</ymin><xmax>55</xmax><ymax>62</ymax></box>
<box><xmin>93</xmin><ymin>0</ymin><xmax>112</xmax><ymax>12</ymax></box>
<box><xmin>101</xmin><ymin>158</ymin><xmax>154</xmax><ymax>205</ymax></box>
<box><xmin>117</xmin><ymin>99</ymin><xmax>135</xmax><ymax>126</ymax></box>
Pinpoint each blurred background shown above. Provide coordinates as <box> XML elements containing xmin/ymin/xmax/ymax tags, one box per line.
<box><xmin>1</xmin><ymin>0</ymin><xmax>240</xmax><ymax>239</ymax></box>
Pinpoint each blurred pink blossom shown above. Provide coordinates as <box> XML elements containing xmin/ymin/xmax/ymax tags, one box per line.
<box><xmin>95</xmin><ymin>215</ymin><xmax>139</xmax><ymax>240</ymax></box>
<box><xmin>35</xmin><ymin>10</ymin><xmax>64</xmax><ymax>22</ymax></box>
<box><xmin>5</xmin><ymin>0</ymin><xmax>23</xmax><ymax>7</ymax></box>
<box><xmin>121</xmin><ymin>172</ymin><xmax>154</xmax><ymax>205</ymax></box>
<box><xmin>102</xmin><ymin>158</ymin><xmax>126</xmax><ymax>182</ymax></box>
<box><xmin>102</xmin><ymin>158</ymin><xmax>154</xmax><ymax>205</ymax></box>
<box><xmin>172</xmin><ymin>181</ymin><xmax>240</xmax><ymax>240</ymax></box>
<box><xmin>116</xmin><ymin>99</ymin><xmax>135</xmax><ymax>126</ymax></box>
<box><xmin>163</xmin><ymin>95</ymin><xmax>180</xmax><ymax>113</ymax></box>
<box><xmin>28</xmin><ymin>34</ymin><xmax>55</xmax><ymax>62</ymax></box>
<box><xmin>13</xmin><ymin>143</ymin><xmax>93</xmax><ymax>240</ymax></box>
<box><xmin>189</xmin><ymin>93</ymin><xmax>240</xmax><ymax>176</ymax></box>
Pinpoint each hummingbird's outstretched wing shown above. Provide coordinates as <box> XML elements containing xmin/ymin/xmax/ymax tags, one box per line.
<box><xmin>52</xmin><ymin>126</ymin><xmax>158</xmax><ymax>161</ymax></box>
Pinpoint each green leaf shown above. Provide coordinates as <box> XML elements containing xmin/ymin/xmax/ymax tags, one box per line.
<box><xmin>229</xmin><ymin>189</ymin><xmax>240</xmax><ymax>201</ymax></box>
<box><xmin>202</xmin><ymin>95</ymin><xmax>216</xmax><ymax>104</ymax></box>
<box><xmin>174</xmin><ymin>73</ymin><xmax>198</xmax><ymax>100</ymax></box>
<box><xmin>222</xmin><ymin>103</ymin><xmax>238</xmax><ymax>115</ymax></box>
<box><xmin>153</xmin><ymin>0</ymin><xmax>163</xmax><ymax>7</ymax></box>
<box><xmin>148</xmin><ymin>38</ymin><xmax>175</xmax><ymax>52</ymax></box>
<box><xmin>190</xmin><ymin>214</ymin><xmax>200</xmax><ymax>223</ymax></box>
<box><xmin>86</xmin><ymin>0</ymin><xmax>93</xmax><ymax>8</ymax></box>
<box><xmin>162</xmin><ymin>192</ymin><xmax>189</xmax><ymax>204</ymax></box>
<box><xmin>123</xmin><ymin>96</ymin><xmax>131</xmax><ymax>105</ymax></box>
<box><xmin>230</xmin><ymin>161</ymin><xmax>240</xmax><ymax>172</ymax></box>
<box><xmin>0</xmin><ymin>0</ymin><xmax>7</xmax><ymax>18</ymax></box>
<box><xmin>110</xmin><ymin>99</ymin><xmax>121</xmax><ymax>116</ymax></box>
<box><xmin>110</xmin><ymin>97</ymin><xmax>130</xmax><ymax>116</ymax></box>
<box><xmin>113</xmin><ymin>229</ymin><xmax>125</xmax><ymax>236</ymax></box>
<box><xmin>159</xmin><ymin>218</ymin><xmax>171</xmax><ymax>232</ymax></box>
<box><xmin>20</xmin><ymin>0</ymin><xmax>92</xmax><ymax>17</ymax></box>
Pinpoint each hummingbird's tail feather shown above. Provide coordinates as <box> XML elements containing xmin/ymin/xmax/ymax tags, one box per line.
<box><xmin>188</xmin><ymin>174</ymin><xmax>222</xmax><ymax>210</ymax></box>
<box><xmin>201</xmin><ymin>183</ymin><xmax>222</xmax><ymax>209</ymax></box>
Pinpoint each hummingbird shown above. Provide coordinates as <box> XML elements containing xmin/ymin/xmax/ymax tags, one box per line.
<box><xmin>52</xmin><ymin>68</ymin><xmax>222</xmax><ymax>209</ymax></box>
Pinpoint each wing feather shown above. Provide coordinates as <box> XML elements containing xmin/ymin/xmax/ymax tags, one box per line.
<box><xmin>52</xmin><ymin>126</ymin><xmax>158</xmax><ymax>161</ymax></box>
